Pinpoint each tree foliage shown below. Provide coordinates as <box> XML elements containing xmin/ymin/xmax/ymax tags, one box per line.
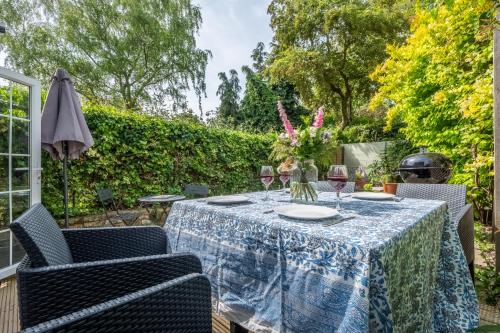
<box><xmin>238</xmin><ymin>66</ymin><xmax>309</xmax><ymax>132</ymax></box>
<box><xmin>370</xmin><ymin>0</ymin><xmax>495</xmax><ymax>223</ymax></box>
<box><xmin>267</xmin><ymin>0</ymin><xmax>409</xmax><ymax>128</ymax></box>
<box><xmin>238</xmin><ymin>66</ymin><xmax>278</xmax><ymax>131</ymax></box>
<box><xmin>214</xmin><ymin>69</ymin><xmax>241</xmax><ymax>125</ymax></box>
<box><xmin>0</xmin><ymin>0</ymin><xmax>210</xmax><ymax>113</ymax></box>
<box><xmin>251</xmin><ymin>42</ymin><xmax>268</xmax><ymax>74</ymax></box>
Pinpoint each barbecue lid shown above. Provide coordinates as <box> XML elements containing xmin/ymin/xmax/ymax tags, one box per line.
<box><xmin>398</xmin><ymin>148</ymin><xmax>452</xmax><ymax>170</ymax></box>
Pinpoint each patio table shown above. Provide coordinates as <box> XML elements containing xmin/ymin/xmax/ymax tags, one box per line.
<box><xmin>138</xmin><ymin>194</ymin><xmax>185</xmax><ymax>223</ymax></box>
<box><xmin>164</xmin><ymin>191</ymin><xmax>479</xmax><ymax>332</ymax></box>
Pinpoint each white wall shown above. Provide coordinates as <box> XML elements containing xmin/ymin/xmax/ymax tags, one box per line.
<box><xmin>342</xmin><ymin>141</ymin><xmax>392</xmax><ymax>168</ymax></box>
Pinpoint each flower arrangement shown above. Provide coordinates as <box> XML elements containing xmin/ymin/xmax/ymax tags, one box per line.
<box><xmin>271</xmin><ymin>102</ymin><xmax>337</xmax><ymax>202</ymax></box>
<box><xmin>271</xmin><ymin>102</ymin><xmax>335</xmax><ymax>163</ymax></box>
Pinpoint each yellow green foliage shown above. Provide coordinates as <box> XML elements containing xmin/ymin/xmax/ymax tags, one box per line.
<box><xmin>370</xmin><ymin>0</ymin><xmax>494</xmax><ymax>220</ymax></box>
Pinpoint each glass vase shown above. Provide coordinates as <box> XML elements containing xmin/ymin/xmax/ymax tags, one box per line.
<box><xmin>290</xmin><ymin>159</ymin><xmax>318</xmax><ymax>203</ymax></box>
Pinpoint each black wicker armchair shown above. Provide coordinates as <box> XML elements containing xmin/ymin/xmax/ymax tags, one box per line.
<box><xmin>10</xmin><ymin>203</ymin><xmax>212</xmax><ymax>332</ymax></box>
<box><xmin>19</xmin><ymin>273</ymin><xmax>212</xmax><ymax>333</ymax></box>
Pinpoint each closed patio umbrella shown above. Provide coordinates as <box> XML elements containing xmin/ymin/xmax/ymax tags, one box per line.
<box><xmin>41</xmin><ymin>68</ymin><xmax>94</xmax><ymax>227</ymax></box>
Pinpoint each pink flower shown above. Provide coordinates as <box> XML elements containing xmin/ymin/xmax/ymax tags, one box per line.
<box><xmin>313</xmin><ymin>107</ymin><xmax>324</xmax><ymax>128</ymax></box>
<box><xmin>277</xmin><ymin>101</ymin><xmax>296</xmax><ymax>141</ymax></box>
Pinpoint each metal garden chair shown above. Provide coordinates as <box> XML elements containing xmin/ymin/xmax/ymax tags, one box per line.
<box><xmin>10</xmin><ymin>203</ymin><xmax>211</xmax><ymax>332</ymax></box>
<box><xmin>184</xmin><ymin>184</ymin><xmax>209</xmax><ymax>198</ymax></box>
<box><xmin>97</xmin><ymin>188</ymin><xmax>140</xmax><ymax>226</ymax></box>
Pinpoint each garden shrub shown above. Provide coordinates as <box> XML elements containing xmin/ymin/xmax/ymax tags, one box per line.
<box><xmin>370</xmin><ymin>0</ymin><xmax>494</xmax><ymax>225</ymax></box>
<box><xmin>42</xmin><ymin>104</ymin><xmax>274</xmax><ymax>217</ymax></box>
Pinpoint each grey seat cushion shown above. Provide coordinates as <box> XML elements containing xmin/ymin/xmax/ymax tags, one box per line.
<box><xmin>10</xmin><ymin>203</ymin><xmax>73</xmax><ymax>268</ymax></box>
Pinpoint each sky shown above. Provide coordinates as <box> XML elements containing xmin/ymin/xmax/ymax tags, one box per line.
<box><xmin>0</xmin><ymin>1</ymin><xmax>274</xmax><ymax>116</ymax></box>
<box><xmin>186</xmin><ymin>0</ymin><xmax>273</xmax><ymax>116</ymax></box>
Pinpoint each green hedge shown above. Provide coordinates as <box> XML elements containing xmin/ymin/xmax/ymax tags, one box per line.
<box><xmin>42</xmin><ymin>105</ymin><xmax>274</xmax><ymax>217</ymax></box>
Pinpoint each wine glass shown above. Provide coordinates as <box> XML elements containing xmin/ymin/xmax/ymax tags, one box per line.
<box><xmin>327</xmin><ymin>165</ymin><xmax>349</xmax><ymax>210</ymax></box>
<box><xmin>260</xmin><ymin>166</ymin><xmax>275</xmax><ymax>201</ymax></box>
<box><xmin>276</xmin><ymin>165</ymin><xmax>290</xmax><ymax>191</ymax></box>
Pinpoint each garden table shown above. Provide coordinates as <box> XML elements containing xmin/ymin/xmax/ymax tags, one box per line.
<box><xmin>138</xmin><ymin>194</ymin><xmax>185</xmax><ymax>224</ymax></box>
<box><xmin>165</xmin><ymin>191</ymin><xmax>479</xmax><ymax>332</ymax></box>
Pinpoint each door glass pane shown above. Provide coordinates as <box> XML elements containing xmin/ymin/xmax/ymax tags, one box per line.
<box><xmin>12</xmin><ymin>191</ymin><xmax>29</xmax><ymax>220</ymax></box>
<box><xmin>0</xmin><ymin>155</ymin><xmax>7</xmax><ymax>192</ymax></box>
<box><xmin>12</xmin><ymin>119</ymin><xmax>29</xmax><ymax>154</ymax></box>
<box><xmin>0</xmin><ymin>231</ymin><xmax>9</xmax><ymax>269</ymax></box>
<box><xmin>0</xmin><ymin>78</ymin><xmax>9</xmax><ymax>116</ymax></box>
<box><xmin>11</xmin><ymin>83</ymin><xmax>29</xmax><ymax>119</ymax></box>
<box><xmin>0</xmin><ymin>116</ymin><xmax>8</xmax><ymax>153</ymax></box>
<box><xmin>12</xmin><ymin>233</ymin><xmax>25</xmax><ymax>263</ymax></box>
<box><xmin>0</xmin><ymin>72</ymin><xmax>35</xmax><ymax>272</ymax></box>
<box><xmin>0</xmin><ymin>193</ymin><xmax>9</xmax><ymax>231</ymax></box>
<box><xmin>12</xmin><ymin>156</ymin><xmax>29</xmax><ymax>190</ymax></box>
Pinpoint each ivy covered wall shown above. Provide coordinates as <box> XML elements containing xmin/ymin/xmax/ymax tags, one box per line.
<box><xmin>42</xmin><ymin>105</ymin><xmax>274</xmax><ymax>217</ymax></box>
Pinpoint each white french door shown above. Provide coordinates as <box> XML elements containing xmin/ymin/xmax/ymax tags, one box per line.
<box><xmin>0</xmin><ymin>67</ymin><xmax>41</xmax><ymax>279</ymax></box>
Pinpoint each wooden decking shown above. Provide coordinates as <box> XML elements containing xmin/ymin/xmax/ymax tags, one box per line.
<box><xmin>0</xmin><ymin>278</ymin><xmax>19</xmax><ymax>333</ymax></box>
<box><xmin>1</xmin><ymin>276</ymin><xmax>498</xmax><ymax>332</ymax></box>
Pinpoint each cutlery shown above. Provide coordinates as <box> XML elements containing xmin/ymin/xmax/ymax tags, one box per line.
<box><xmin>222</xmin><ymin>202</ymin><xmax>254</xmax><ymax>207</ymax></box>
<box><xmin>263</xmin><ymin>209</ymin><xmax>274</xmax><ymax>214</ymax></box>
<box><xmin>393</xmin><ymin>197</ymin><xmax>405</xmax><ymax>202</ymax></box>
<box><xmin>322</xmin><ymin>215</ymin><xmax>356</xmax><ymax>226</ymax></box>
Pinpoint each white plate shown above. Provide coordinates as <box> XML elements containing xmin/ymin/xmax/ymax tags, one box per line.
<box><xmin>274</xmin><ymin>204</ymin><xmax>339</xmax><ymax>221</ymax></box>
<box><xmin>352</xmin><ymin>192</ymin><xmax>395</xmax><ymax>200</ymax></box>
<box><xmin>206</xmin><ymin>195</ymin><xmax>250</xmax><ymax>205</ymax></box>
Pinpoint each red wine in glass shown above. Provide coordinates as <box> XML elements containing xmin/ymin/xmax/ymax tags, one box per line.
<box><xmin>260</xmin><ymin>166</ymin><xmax>275</xmax><ymax>200</ymax></box>
<box><xmin>327</xmin><ymin>176</ymin><xmax>348</xmax><ymax>191</ymax></box>
<box><xmin>260</xmin><ymin>176</ymin><xmax>274</xmax><ymax>187</ymax></box>
<box><xmin>327</xmin><ymin>165</ymin><xmax>349</xmax><ymax>210</ymax></box>
<box><xmin>279</xmin><ymin>173</ymin><xmax>290</xmax><ymax>185</ymax></box>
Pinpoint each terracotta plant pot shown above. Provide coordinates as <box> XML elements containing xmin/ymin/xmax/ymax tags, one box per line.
<box><xmin>383</xmin><ymin>183</ymin><xmax>398</xmax><ymax>195</ymax></box>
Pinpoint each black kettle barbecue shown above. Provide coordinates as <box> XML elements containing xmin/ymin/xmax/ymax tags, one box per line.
<box><xmin>398</xmin><ymin>147</ymin><xmax>452</xmax><ymax>184</ymax></box>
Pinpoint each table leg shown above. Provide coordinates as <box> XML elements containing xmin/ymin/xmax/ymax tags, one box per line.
<box><xmin>230</xmin><ymin>322</ymin><xmax>249</xmax><ymax>333</ymax></box>
<box><xmin>155</xmin><ymin>205</ymin><xmax>169</xmax><ymax>225</ymax></box>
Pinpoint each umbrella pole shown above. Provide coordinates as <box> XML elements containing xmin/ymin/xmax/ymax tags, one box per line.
<box><xmin>63</xmin><ymin>142</ymin><xmax>69</xmax><ymax>228</ymax></box>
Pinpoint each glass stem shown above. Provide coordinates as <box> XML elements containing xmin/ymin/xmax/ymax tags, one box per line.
<box><xmin>336</xmin><ymin>191</ymin><xmax>341</xmax><ymax>210</ymax></box>
<box><xmin>266</xmin><ymin>185</ymin><xmax>269</xmax><ymax>200</ymax></box>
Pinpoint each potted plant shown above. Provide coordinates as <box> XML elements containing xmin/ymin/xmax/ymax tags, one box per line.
<box><xmin>355</xmin><ymin>167</ymin><xmax>368</xmax><ymax>191</ymax></box>
<box><xmin>363</xmin><ymin>183</ymin><xmax>374</xmax><ymax>191</ymax></box>
<box><xmin>382</xmin><ymin>174</ymin><xmax>398</xmax><ymax>194</ymax></box>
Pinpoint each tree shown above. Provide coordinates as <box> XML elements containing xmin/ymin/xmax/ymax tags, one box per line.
<box><xmin>238</xmin><ymin>43</ymin><xmax>309</xmax><ymax>132</ymax></box>
<box><xmin>239</xmin><ymin>66</ymin><xmax>278</xmax><ymax>131</ymax></box>
<box><xmin>370</xmin><ymin>0</ymin><xmax>494</xmax><ymax>224</ymax></box>
<box><xmin>0</xmin><ymin>0</ymin><xmax>210</xmax><ymax>113</ymax></box>
<box><xmin>215</xmin><ymin>69</ymin><xmax>241</xmax><ymax>125</ymax></box>
<box><xmin>239</xmin><ymin>66</ymin><xmax>311</xmax><ymax>132</ymax></box>
<box><xmin>251</xmin><ymin>42</ymin><xmax>268</xmax><ymax>73</ymax></box>
<box><xmin>266</xmin><ymin>0</ymin><xmax>409</xmax><ymax>128</ymax></box>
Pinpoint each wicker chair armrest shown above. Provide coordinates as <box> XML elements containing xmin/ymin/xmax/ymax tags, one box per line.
<box><xmin>17</xmin><ymin>252</ymin><xmax>202</xmax><ymax>328</ymax></box>
<box><xmin>453</xmin><ymin>203</ymin><xmax>474</xmax><ymax>265</ymax></box>
<box><xmin>62</xmin><ymin>226</ymin><xmax>169</xmax><ymax>262</ymax></box>
<box><xmin>20</xmin><ymin>273</ymin><xmax>212</xmax><ymax>333</ymax></box>
<box><xmin>454</xmin><ymin>203</ymin><xmax>473</xmax><ymax>226</ymax></box>
<box><xmin>452</xmin><ymin>204</ymin><xmax>475</xmax><ymax>264</ymax></box>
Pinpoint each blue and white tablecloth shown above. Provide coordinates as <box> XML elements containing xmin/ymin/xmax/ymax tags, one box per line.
<box><xmin>165</xmin><ymin>191</ymin><xmax>479</xmax><ymax>332</ymax></box>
